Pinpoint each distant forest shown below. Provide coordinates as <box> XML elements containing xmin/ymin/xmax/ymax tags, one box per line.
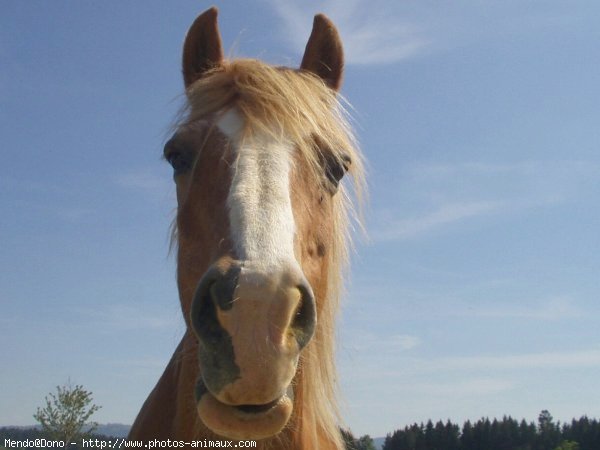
<box><xmin>380</xmin><ymin>411</ymin><xmax>599</xmax><ymax>450</ymax></box>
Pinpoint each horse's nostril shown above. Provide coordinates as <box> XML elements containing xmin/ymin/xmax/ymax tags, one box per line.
<box><xmin>210</xmin><ymin>281</ymin><xmax>232</xmax><ymax>310</ymax></box>
<box><xmin>191</xmin><ymin>279</ymin><xmax>221</xmax><ymax>346</ymax></box>
<box><xmin>291</xmin><ymin>283</ymin><xmax>316</xmax><ymax>349</ymax></box>
<box><xmin>191</xmin><ymin>267</ymin><xmax>241</xmax><ymax>395</ymax></box>
<box><xmin>207</xmin><ymin>265</ymin><xmax>241</xmax><ymax>311</ymax></box>
<box><xmin>191</xmin><ymin>264</ymin><xmax>242</xmax><ymax>345</ymax></box>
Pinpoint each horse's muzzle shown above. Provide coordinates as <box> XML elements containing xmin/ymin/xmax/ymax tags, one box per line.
<box><xmin>190</xmin><ymin>258</ymin><xmax>316</xmax><ymax>439</ymax></box>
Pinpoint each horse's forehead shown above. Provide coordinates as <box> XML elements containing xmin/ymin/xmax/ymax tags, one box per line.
<box><xmin>173</xmin><ymin>109</ymin><xmax>242</xmax><ymax>145</ymax></box>
<box><xmin>217</xmin><ymin>108</ymin><xmax>245</xmax><ymax>141</ymax></box>
<box><xmin>186</xmin><ymin>119</ymin><xmax>213</xmax><ymax>132</ymax></box>
<box><xmin>171</xmin><ymin>119</ymin><xmax>214</xmax><ymax>144</ymax></box>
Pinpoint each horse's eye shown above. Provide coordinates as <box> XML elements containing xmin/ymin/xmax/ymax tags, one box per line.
<box><xmin>167</xmin><ymin>151</ymin><xmax>193</xmax><ymax>175</ymax></box>
<box><xmin>167</xmin><ymin>153</ymin><xmax>191</xmax><ymax>175</ymax></box>
<box><xmin>324</xmin><ymin>153</ymin><xmax>351</xmax><ymax>192</ymax></box>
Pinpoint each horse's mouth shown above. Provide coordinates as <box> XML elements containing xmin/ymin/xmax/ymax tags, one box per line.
<box><xmin>195</xmin><ymin>379</ymin><xmax>294</xmax><ymax>440</ymax></box>
<box><xmin>233</xmin><ymin>398</ymin><xmax>281</xmax><ymax>414</ymax></box>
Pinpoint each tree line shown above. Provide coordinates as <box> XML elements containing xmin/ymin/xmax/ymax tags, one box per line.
<box><xmin>382</xmin><ymin>410</ymin><xmax>599</xmax><ymax>450</ymax></box>
<box><xmin>4</xmin><ymin>381</ymin><xmax>599</xmax><ymax>450</ymax></box>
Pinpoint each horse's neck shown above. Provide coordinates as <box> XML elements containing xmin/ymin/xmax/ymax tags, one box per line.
<box><xmin>128</xmin><ymin>333</ymin><xmax>199</xmax><ymax>440</ymax></box>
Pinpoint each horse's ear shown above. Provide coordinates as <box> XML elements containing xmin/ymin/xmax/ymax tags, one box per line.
<box><xmin>182</xmin><ymin>7</ymin><xmax>224</xmax><ymax>89</ymax></box>
<box><xmin>300</xmin><ymin>14</ymin><xmax>344</xmax><ymax>92</ymax></box>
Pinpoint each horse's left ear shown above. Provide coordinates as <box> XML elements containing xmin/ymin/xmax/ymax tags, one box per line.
<box><xmin>182</xmin><ymin>7</ymin><xmax>224</xmax><ymax>89</ymax></box>
<box><xmin>300</xmin><ymin>14</ymin><xmax>344</xmax><ymax>92</ymax></box>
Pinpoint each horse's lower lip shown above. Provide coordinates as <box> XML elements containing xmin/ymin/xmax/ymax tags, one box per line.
<box><xmin>195</xmin><ymin>381</ymin><xmax>294</xmax><ymax>440</ymax></box>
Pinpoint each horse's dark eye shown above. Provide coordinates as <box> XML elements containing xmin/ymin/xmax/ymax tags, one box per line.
<box><xmin>324</xmin><ymin>153</ymin><xmax>351</xmax><ymax>192</ymax></box>
<box><xmin>166</xmin><ymin>151</ymin><xmax>193</xmax><ymax>176</ymax></box>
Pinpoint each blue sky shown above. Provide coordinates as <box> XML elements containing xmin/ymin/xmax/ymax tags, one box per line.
<box><xmin>2</xmin><ymin>0</ymin><xmax>600</xmax><ymax>438</ymax></box>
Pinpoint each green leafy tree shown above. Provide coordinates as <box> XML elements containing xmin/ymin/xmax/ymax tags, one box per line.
<box><xmin>355</xmin><ymin>434</ymin><xmax>377</xmax><ymax>450</ymax></box>
<box><xmin>539</xmin><ymin>410</ymin><xmax>555</xmax><ymax>432</ymax></box>
<box><xmin>340</xmin><ymin>429</ymin><xmax>376</xmax><ymax>450</ymax></box>
<box><xmin>33</xmin><ymin>382</ymin><xmax>101</xmax><ymax>447</ymax></box>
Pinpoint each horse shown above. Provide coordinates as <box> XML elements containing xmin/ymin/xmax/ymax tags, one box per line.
<box><xmin>128</xmin><ymin>7</ymin><xmax>365</xmax><ymax>449</ymax></box>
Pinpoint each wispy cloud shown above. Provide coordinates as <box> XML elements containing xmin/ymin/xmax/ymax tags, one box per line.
<box><xmin>370</xmin><ymin>160</ymin><xmax>600</xmax><ymax>242</ymax></box>
<box><xmin>407</xmin><ymin>161</ymin><xmax>600</xmax><ymax>184</ymax></box>
<box><xmin>17</xmin><ymin>200</ymin><xmax>97</xmax><ymax>223</ymax></box>
<box><xmin>346</xmin><ymin>331</ymin><xmax>421</xmax><ymax>352</ymax></box>
<box><xmin>55</xmin><ymin>206</ymin><xmax>97</xmax><ymax>222</ymax></box>
<box><xmin>344</xmin><ymin>348</ymin><xmax>600</xmax><ymax>384</ymax></box>
<box><xmin>265</xmin><ymin>1</ymin><xmax>581</xmax><ymax>67</ymax></box>
<box><xmin>107</xmin><ymin>357</ymin><xmax>169</xmax><ymax>370</ymax></box>
<box><xmin>409</xmin><ymin>377</ymin><xmax>516</xmax><ymax>396</ymax></box>
<box><xmin>3</xmin><ymin>176</ymin><xmax>98</xmax><ymax>222</ymax></box>
<box><xmin>429</xmin><ymin>348</ymin><xmax>600</xmax><ymax>372</ymax></box>
<box><xmin>373</xmin><ymin>200</ymin><xmax>504</xmax><ymax>242</ymax></box>
<box><xmin>77</xmin><ymin>304</ymin><xmax>180</xmax><ymax>331</ymax></box>
<box><xmin>461</xmin><ymin>296</ymin><xmax>583</xmax><ymax>321</ymax></box>
<box><xmin>265</xmin><ymin>0</ymin><xmax>429</xmax><ymax>65</ymax></box>
<box><xmin>114</xmin><ymin>168</ymin><xmax>170</xmax><ymax>195</ymax></box>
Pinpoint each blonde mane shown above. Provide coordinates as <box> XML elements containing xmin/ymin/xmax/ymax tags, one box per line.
<box><xmin>177</xmin><ymin>59</ymin><xmax>366</xmax><ymax>449</ymax></box>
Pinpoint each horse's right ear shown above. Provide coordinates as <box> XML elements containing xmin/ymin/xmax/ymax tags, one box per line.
<box><xmin>182</xmin><ymin>7</ymin><xmax>224</xmax><ymax>89</ymax></box>
<box><xmin>300</xmin><ymin>14</ymin><xmax>344</xmax><ymax>92</ymax></box>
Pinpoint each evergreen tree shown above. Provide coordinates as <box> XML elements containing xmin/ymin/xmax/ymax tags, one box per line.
<box><xmin>432</xmin><ymin>420</ymin><xmax>446</xmax><ymax>450</ymax></box>
<box><xmin>444</xmin><ymin>419</ymin><xmax>460</xmax><ymax>450</ymax></box>
<box><xmin>518</xmin><ymin>419</ymin><xmax>537</xmax><ymax>450</ymax></box>
<box><xmin>424</xmin><ymin>420</ymin><xmax>435</xmax><ymax>450</ymax></box>
<box><xmin>461</xmin><ymin>420</ymin><xmax>475</xmax><ymax>450</ymax></box>
<box><xmin>382</xmin><ymin>432</ymin><xmax>395</xmax><ymax>450</ymax></box>
<box><xmin>407</xmin><ymin>424</ymin><xmax>421</xmax><ymax>450</ymax></box>
<box><xmin>490</xmin><ymin>418</ymin><xmax>501</xmax><ymax>449</ymax></box>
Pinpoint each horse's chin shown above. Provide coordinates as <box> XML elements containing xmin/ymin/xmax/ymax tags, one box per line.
<box><xmin>196</xmin><ymin>384</ymin><xmax>294</xmax><ymax>441</ymax></box>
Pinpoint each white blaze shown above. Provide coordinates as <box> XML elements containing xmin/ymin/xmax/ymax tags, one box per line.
<box><xmin>217</xmin><ymin>108</ymin><xmax>296</xmax><ymax>269</ymax></box>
